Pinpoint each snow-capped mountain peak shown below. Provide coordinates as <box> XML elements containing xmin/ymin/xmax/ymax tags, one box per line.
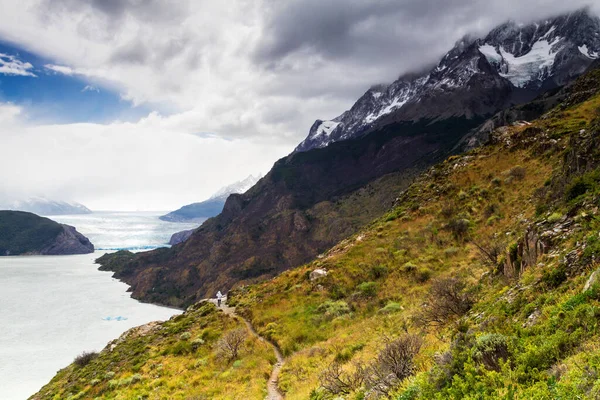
<box><xmin>209</xmin><ymin>174</ymin><xmax>262</xmax><ymax>200</ymax></box>
<box><xmin>295</xmin><ymin>8</ymin><xmax>600</xmax><ymax>153</ymax></box>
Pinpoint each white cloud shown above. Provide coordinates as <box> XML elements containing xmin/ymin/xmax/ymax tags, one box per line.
<box><xmin>0</xmin><ymin>102</ymin><xmax>289</xmax><ymax>210</ymax></box>
<box><xmin>81</xmin><ymin>84</ymin><xmax>99</xmax><ymax>92</ymax></box>
<box><xmin>0</xmin><ymin>53</ymin><xmax>36</xmax><ymax>77</ymax></box>
<box><xmin>44</xmin><ymin>64</ymin><xmax>74</xmax><ymax>75</ymax></box>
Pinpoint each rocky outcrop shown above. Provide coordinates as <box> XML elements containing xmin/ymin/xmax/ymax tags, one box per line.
<box><xmin>38</xmin><ymin>224</ymin><xmax>94</xmax><ymax>255</ymax></box>
<box><xmin>169</xmin><ymin>228</ymin><xmax>195</xmax><ymax>245</ymax></box>
<box><xmin>0</xmin><ymin>211</ymin><xmax>93</xmax><ymax>256</ymax></box>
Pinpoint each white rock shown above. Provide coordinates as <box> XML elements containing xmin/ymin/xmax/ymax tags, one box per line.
<box><xmin>309</xmin><ymin>268</ymin><xmax>328</xmax><ymax>281</ymax></box>
<box><xmin>583</xmin><ymin>269</ymin><xmax>600</xmax><ymax>292</ymax></box>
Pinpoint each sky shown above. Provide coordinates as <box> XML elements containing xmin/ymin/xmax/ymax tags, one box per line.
<box><xmin>0</xmin><ymin>0</ymin><xmax>598</xmax><ymax>211</ymax></box>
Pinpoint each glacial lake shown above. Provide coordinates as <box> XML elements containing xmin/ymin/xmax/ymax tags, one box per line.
<box><xmin>0</xmin><ymin>212</ymin><xmax>201</xmax><ymax>399</ymax></box>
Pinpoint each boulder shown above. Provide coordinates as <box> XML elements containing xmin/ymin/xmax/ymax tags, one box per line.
<box><xmin>309</xmin><ymin>268</ymin><xmax>328</xmax><ymax>281</ymax></box>
<box><xmin>583</xmin><ymin>269</ymin><xmax>600</xmax><ymax>292</ymax></box>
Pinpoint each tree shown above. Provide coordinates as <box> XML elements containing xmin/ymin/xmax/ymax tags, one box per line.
<box><xmin>215</xmin><ymin>328</ymin><xmax>247</xmax><ymax>361</ymax></box>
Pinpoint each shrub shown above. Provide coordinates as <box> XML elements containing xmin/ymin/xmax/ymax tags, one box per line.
<box><xmin>582</xmin><ymin>235</ymin><xmax>600</xmax><ymax>265</ymax></box>
<box><xmin>334</xmin><ymin>343</ymin><xmax>364</xmax><ymax>363</ymax></box>
<box><xmin>366</xmin><ymin>335</ymin><xmax>423</xmax><ymax>396</ymax></box>
<box><xmin>191</xmin><ymin>338</ymin><xmax>205</xmax><ymax>351</ymax></box>
<box><xmin>483</xmin><ymin>203</ymin><xmax>500</xmax><ymax>218</ymax></box>
<box><xmin>168</xmin><ymin>340</ymin><xmax>192</xmax><ymax>355</ymax></box>
<box><xmin>370</xmin><ymin>264</ymin><xmax>389</xmax><ymax>279</ymax></box>
<box><xmin>357</xmin><ymin>282</ymin><xmax>378</xmax><ymax>298</ymax></box>
<box><xmin>473</xmin><ymin>334</ymin><xmax>511</xmax><ymax>371</ymax></box>
<box><xmin>472</xmin><ymin>238</ymin><xmax>505</xmax><ymax>268</ymax></box>
<box><xmin>508</xmin><ymin>166</ymin><xmax>526</xmax><ymax>180</ymax></box>
<box><xmin>73</xmin><ymin>351</ymin><xmax>98</xmax><ymax>367</ymax></box>
<box><xmin>416</xmin><ymin>268</ymin><xmax>432</xmax><ymax>283</ymax></box>
<box><xmin>179</xmin><ymin>332</ymin><xmax>191</xmax><ymax>340</ymax></box>
<box><xmin>215</xmin><ymin>328</ymin><xmax>247</xmax><ymax>361</ymax></box>
<box><xmin>319</xmin><ymin>362</ymin><xmax>366</xmax><ymax>395</ymax></box>
<box><xmin>566</xmin><ymin>178</ymin><xmax>592</xmax><ymax>201</ymax></box>
<box><xmin>446</xmin><ymin>218</ymin><xmax>470</xmax><ymax>240</ymax></box>
<box><xmin>417</xmin><ymin>277</ymin><xmax>474</xmax><ymax>327</ymax></box>
<box><xmin>379</xmin><ymin>301</ymin><xmax>402</xmax><ymax>314</ymax></box>
<box><xmin>542</xmin><ymin>265</ymin><xmax>567</xmax><ymax>289</ymax></box>
<box><xmin>547</xmin><ymin>212</ymin><xmax>563</xmax><ymax>223</ymax></box>
<box><xmin>441</xmin><ymin>205</ymin><xmax>456</xmax><ymax>219</ymax></box>
<box><xmin>402</xmin><ymin>262</ymin><xmax>418</xmax><ymax>273</ymax></box>
<box><xmin>444</xmin><ymin>247</ymin><xmax>460</xmax><ymax>258</ymax></box>
<box><xmin>317</xmin><ymin>301</ymin><xmax>351</xmax><ymax>320</ymax></box>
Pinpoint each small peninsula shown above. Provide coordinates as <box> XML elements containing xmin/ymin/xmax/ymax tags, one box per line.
<box><xmin>0</xmin><ymin>210</ymin><xmax>94</xmax><ymax>256</ymax></box>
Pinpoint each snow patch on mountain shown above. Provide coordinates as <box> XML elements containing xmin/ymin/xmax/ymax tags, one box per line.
<box><xmin>479</xmin><ymin>44</ymin><xmax>503</xmax><ymax>64</ymax></box>
<box><xmin>313</xmin><ymin>120</ymin><xmax>340</xmax><ymax>139</ymax></box>
<box><xmin>498</xmin><ymin>37</ymin><xmax>563</xmax><ymax>87</ymax></box>
<box><xmin>579</xmin><ymin>44</ymin><xmax>599</xmax><ymax>59</ymax></box>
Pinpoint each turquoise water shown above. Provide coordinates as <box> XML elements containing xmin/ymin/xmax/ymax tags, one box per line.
<box><xmin>0</xmin><ymin>211</ymin><xmax>200</xmax><ymax>399</ymax></box>
<box><xmin>51</xmin><ymin>211</ymin><xmax>201</xmax><ymax>250</ymax></box>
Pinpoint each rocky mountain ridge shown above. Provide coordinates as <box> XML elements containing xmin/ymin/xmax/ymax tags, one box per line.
<box><xmin>295</xmin><ymin>8</ymin><xmax>600</xmax><ymax>152</ymax></box>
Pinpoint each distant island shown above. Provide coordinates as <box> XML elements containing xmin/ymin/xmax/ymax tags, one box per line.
<box><xmin>0</xmin><ymin>211</ymin><xmax>94</xmax><ymax>256</ymax></box>
<box><xmin>160</xmin><ymin>175</ymin><xmax>260</xmax><ymax>223</ymax></box>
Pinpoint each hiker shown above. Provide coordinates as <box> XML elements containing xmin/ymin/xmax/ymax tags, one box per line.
<box><xmin>216</xmin><ymin>291</ymin><xmax>223</xmax><ymax>307</ymax></box>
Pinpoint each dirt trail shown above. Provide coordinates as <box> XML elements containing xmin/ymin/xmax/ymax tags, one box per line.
<box><xmin>209</xmin><ymin>298</ymin><xmax>285</xmax><ymax>400</ymax></box>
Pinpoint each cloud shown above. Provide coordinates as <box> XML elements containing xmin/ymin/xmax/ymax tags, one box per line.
<box><xmin>45</xmin><ymin>64</ymin><xmax>75</xmax><ymax>75</ymax></box>
<box><xmin>81</xmin><ymin>85</ymin><xmax>99</xmax><ymax>93</ymax></box>
<box><xmin>0</xmin><ymin>102</ymin><xmax>289</xmax><ymax>210</ymax></box>
<box><xmin>0</xmin><ymin>52</ymin><xmax>36</xmax><ymax>77</ymax></box>
<box><xmin>0</xmin><ymin>1</ymin><xmax>598</xmax><ymax>209</ymax></box>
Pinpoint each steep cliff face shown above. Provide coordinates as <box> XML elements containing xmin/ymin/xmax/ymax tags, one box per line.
<box><xmin>0</xmin><ymin>211</ymin><xmax>93</xmax><ymax>256</ymax></box>
<box><xmin>168</xmin><ymin>228</ymin><xmax>195</xmax><ymax>245</ymax></box>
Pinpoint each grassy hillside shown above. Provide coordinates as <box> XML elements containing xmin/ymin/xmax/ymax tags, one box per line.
<box><xmin>0</xmin><ymin>211</ymin><xmax>63</xmax><ymax>255</ymax></box>
<box><xmin>225</xmin><ymin>67</ymin><xmax>600</xmax><ymax>399</ymax></box>
<box><xmin>33</xmin><ymin>303</ymin><xmax>274</xmax><ymax>399</ymax></box>
<box><xmin>35</xmin><ymin>67</ymin><xmax>600</xmax><ymax>399</ymax></box>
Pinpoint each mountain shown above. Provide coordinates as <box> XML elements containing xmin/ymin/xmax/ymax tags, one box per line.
<box><xmin>159</xmin><ymin>175</ymin><xmax>261</xmax><ymax>223</ymax></box>
<box><xmin>0</xmin><ymin>211</ymin><xmax>94</xmax><ymax>255</ymax></box>
<box><xmin>97</xmin><ymin>9</ymin><xmax>600</xmax><ymax>309</ymax></box>
<box><xmin>3</xmin><ymin>197</ymin><xmax>92</xmax><ymax>216</ymax></box>
<box><xmin>296</xmin><ymin>8</ymin><xmax>600</xmax><ymax>152</ymax></box>
<box><xmin>35</xmin><ymin>61</ymin><xmax>600</xmax><ymax>399</ymax></box>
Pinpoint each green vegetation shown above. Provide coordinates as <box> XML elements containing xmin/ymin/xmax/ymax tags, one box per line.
<box><xmin>34</xmin><ymin>303</ymin><xmax>273</xmax><ymax>399</ymax></box>
<box><xmin>0</xmin><ymin>211</ymin><xmax>63</xmax><ymax>255</ymax></box>
<box><xmin>34</xmin><ymin>66</ymin><xmax>600</xmax><ymax>399</ymax></box>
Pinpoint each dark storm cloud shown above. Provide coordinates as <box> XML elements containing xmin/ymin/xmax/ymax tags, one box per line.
<box><xmin>40</xmin><ymin>0</ymin><xmax>188</xmax><ymax>24</ymax></box>
<box><xmin>256</xmin><ymin>0</ymin><xmax>598</xmax><ymax>80</ymax></box>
